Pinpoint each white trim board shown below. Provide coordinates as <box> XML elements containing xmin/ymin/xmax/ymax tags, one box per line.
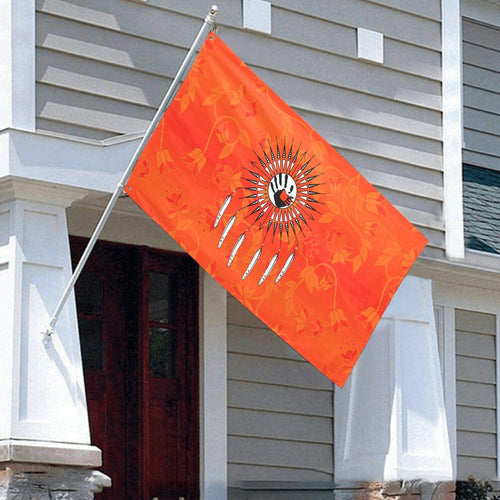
<box><xmin>1</xmin><ymin>129</ymin><xmax>140</xmax><ymax>193</ymax></box>
<box><xmin>442</xmin><ymin>0</ymin><xmax>465</xmax><ymax>260</ymax></box>
<box><xmin>433</xmin><ymin>280</ymin><xmax>500</xmax><ymax>313</ymax></box>
<box><xmin>199</xmin><ymin>271</ymin><xmax>228</xmax><ymax>500</ymax></box>
<box><xmin>0</xmin><ymin>0</ymin><xmax>35</xmax><ymax>131</ymax></box>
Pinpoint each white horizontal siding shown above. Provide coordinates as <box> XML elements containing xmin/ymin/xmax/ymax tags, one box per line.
<box><xmin>456</xmin><ymin>309</ymin><xmax>497</xmax><ymax>480</ymax></box>
<box><xmin>36</xmin><ymin>0</ymin><xmax>444</xmax><ymax>258</ymax></box>
<box><xmin>462</xmin><ymin>19</ymin><xmax>500</xmax><ymax>172</ymax></box>
<box><xmin>227</xmin><ymin>296</ymin><xmax>334</xmax><ymax>484</ymax></box>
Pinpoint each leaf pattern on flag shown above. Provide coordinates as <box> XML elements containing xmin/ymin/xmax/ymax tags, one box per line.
<box><xmin>330</xmin><ymin>308</ymin><xmax>349</xmax><ymax>332</ymax></box>
<box><xmin>156</xmin><ymin>149</ymin><xmax>173</xmax><ymax>174</ymax></box>
<box><xmin>137</xmin><ymin>160</ymin><xmax>149</xmax><ymax>178</ymax></box>
<box><xmin>125</xmin><ymin>32</ymin><xmax>428</xmax><ymax>387</ymax></box>
<box><xmin>211</xmin><ymin>163</ymin><xmax>241</xmax><ymax>192</ymax></box>
<box><xmin>228</xmin><ymin>85</ymin><xmax>257</xmax><ymax>117</ymax></box>
<box><xmin>296</xmin><ymin>309</ymin><xmax>324</xmax><ymax>337</ymax></box>
<box><xmin>186</xmin><ymin>148</ymin><xmax>206</xmax><ymax>173</ymax></box>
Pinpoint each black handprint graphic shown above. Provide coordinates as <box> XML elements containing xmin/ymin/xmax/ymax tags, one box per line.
<box><xmin>269</xmin><ymin>173</ymin><xmax>296</xmax><ymax>209</ymax></box>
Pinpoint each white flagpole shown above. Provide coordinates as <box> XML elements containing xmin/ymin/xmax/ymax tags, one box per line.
<box><xmin>43</xmin><ymin>5</ymin><xmax>220</xmax><ymax>337</ymax></box>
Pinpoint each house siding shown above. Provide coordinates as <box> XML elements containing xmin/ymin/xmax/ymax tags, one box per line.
<box><xmin>35</xmin><ymin>0</ymin><xmax>444</xmax><ymax>259</ymax></box>
<box><xmin>456</xmin><ymin>309</ymin><xmax>497</xmax><ymax>479</ymax></box>
<box><xmin>462</xmin><ymin>19</ymin><xmax>500</xmax><ymax>172</ymax></box>
<box><xmin>227</xmin><ymin>295</ymin><xmax>334</xmax><ymax>485</ymax></box>
<box><xmin>459</xmin><ymin>22</ymin><xmax>500</xmax><ymax>485</ymax></box>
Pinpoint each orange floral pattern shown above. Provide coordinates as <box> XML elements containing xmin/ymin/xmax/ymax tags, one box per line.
<box><xmin>125</xmin><ymin>33</ymin><xmax>427</xmax><ymax>387</ymax></box>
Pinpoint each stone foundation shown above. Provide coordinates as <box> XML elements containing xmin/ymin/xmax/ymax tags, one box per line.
<box><xmin>228</xmin><ymin>481</ymin><xmax>456</xmax><ymax>500</ymax></box>
<box><xmin>0</xmin><ymin>463</ymin><xmax>110</xmax><ymax>500</ymax></box>
<box><xmin>337</xmin><ymin>480</ymin><xmax>456</xmax><ymax>500</ymax></box>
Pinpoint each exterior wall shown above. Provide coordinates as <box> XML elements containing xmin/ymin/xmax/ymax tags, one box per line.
<box><xmin>455</xmin><ymin>309</ymin><xmax>497</xmax><ymax>479</ymax></box>
<box><xmin>35</xmin><ymin>0</ymin><xmax>445</xmax><ymax>259</ymax></box>
<box><xmin>430</xmin><ymin>275</ymin><xmax>500</xmax><ymax>483</ymax></box>
<box><xmin>227</xmin><ymin>296</ymin><xmax>334</xmax><ymax>485</ymax></box>
<box><xmin>454</xmin><ymin>11</ymin><xmax>500</xmax><ymax>482</ymax></box>
<box><xmin>462</xmin><ymin>18</ymin><xmax>500</xmax><ymax>172</ymax></box>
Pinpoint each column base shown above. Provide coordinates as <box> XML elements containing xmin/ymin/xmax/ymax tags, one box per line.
<box><xmin>227</xmin><ymin>480</ymin><xmax>455</xmax><ymax>499</ymax></box>
<box><xmin>0</xmin><ymin>463</ymin><xmax>110</xmax><ymax>500</ymax></box>
<box><xmin>333</xmin><ymin>480</ymin><xmax>455</xmax><ymax>499</ymax></box>
<box><xmin>0</xmin><ymin>440</ymin><xmax>101</xmax><ymax>467</ymax></box>
<box><xmin>0</xmin><ymin>441</ymin><xmax>110</xmax><ymax>499</ymax></box>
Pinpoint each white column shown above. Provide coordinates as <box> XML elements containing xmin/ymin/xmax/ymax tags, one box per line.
<box><xmin>442</xmin><ymin>0</ymin><xmax>464</xmax><ymax>259</ymax></box>
<box><xmin>335</xmin><ymin>276</ymin><xmax>453</xmax><ymax>481</ymax></box>
<box><xmin>0</xmin><ymin>0</ymin><xmax>36</xmax><ymax>131</ymax></box>
<box><xmin>0</xmin><ymin>178</ymin><xmax>100</xmax><ymax>466</ymax></box>
<box><xmin>199</xmin><ymin>271</ymin><xmax>227</xmax><ymax>500</ymax></box>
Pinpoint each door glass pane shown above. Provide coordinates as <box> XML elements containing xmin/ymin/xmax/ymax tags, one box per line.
<box><xmin>149</xmin><ymin>272</ymin><xmax>175</xmax><ymax>323</ymax></box>
<box><xmin>149</xmin><ymin>327</ymin><xmax>176</xmax><ymax>378</ymax></box>
<box><xmin>79</xmin><ymin>318</ymin><xmax>104</xmax><ymax>371</ymax></box>
<box><xmin>76</xmin><ymin>271</ymin><xmax>103</xmax><ymax>315</ymax></box>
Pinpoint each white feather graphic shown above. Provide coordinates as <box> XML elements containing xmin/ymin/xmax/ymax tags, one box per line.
<box><xmin>242</xmin><ymin>247</ymin><xmax>262</xmax><ymax>280</ymax></box>
<box><xmin>258</xmin><ymin>253</ymin><xmax>279</xmax><ymax>286</ymax></box>
<box><xmin>228</xmin><ymin>233</ymin><xmax>245</xmax><ymax>267</ymax></box>
<box><xmin>274</xmin><ymin>252</ymin><xmax>295</xmax><ymax>283</ymax></box>
<box><xmin>214</xmin><ymin>195</ymin><xmax>232</xmax><ymax>228</ymax></box>
<box><xmin>218</xmin><ymin>215</ymin><xmax>235</xmax><ymax>249</ymax></box>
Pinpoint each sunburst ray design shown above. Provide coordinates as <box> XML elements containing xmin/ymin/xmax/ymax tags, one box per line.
<box><xmin>214</xmin><ymin>137</ymin><xmax>324</xmax><ymax>284</ymax></box>
<box><xmin>243</xmin><ymin>138</ymin><xmax>324</xmax><ymax>242</ymax></box>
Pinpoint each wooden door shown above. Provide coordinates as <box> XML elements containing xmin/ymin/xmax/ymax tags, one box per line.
<box><xmin>72</xmin><ymin>239</ymin><xmax>199</xmax><ymax>500</ymax></box>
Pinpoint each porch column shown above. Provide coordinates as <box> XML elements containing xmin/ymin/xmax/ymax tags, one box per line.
<box><xmin>0</xmin><ymin>178</ymin><xmax>109</xmax><ymax>498</ymax></box>
<box><xmin>335</xmin><ymin>276</ymin><xmax>453</xmax><ymax>482</ymax></box>
<box><xmin>200</xmin><ymin>271</ymin><xmax>228</xmax><ymax>500</ymax></box>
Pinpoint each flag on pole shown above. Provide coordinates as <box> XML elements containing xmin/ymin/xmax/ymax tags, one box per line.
<box><xmin>125</xmin><ymin>32</ymin><xmax>427</xmax><ymax>387</ymax></box>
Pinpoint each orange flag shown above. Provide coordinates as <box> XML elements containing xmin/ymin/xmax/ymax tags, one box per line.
<box><xmin>125</xmin><ymin>32</ymin><xmax>427</xmax><ymax>387</ymax></box>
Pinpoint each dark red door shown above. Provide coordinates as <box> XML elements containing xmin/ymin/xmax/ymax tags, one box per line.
<box><xmin>72</xmin><ymin>239</ymin><xmax>199</xmax><ymax>500</ymax></box>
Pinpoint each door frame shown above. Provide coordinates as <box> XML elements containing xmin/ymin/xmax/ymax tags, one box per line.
<box><xmin>71</xmin><ymin>237</ymin><xmax>201</xmax><ymax>498</ymax></box>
